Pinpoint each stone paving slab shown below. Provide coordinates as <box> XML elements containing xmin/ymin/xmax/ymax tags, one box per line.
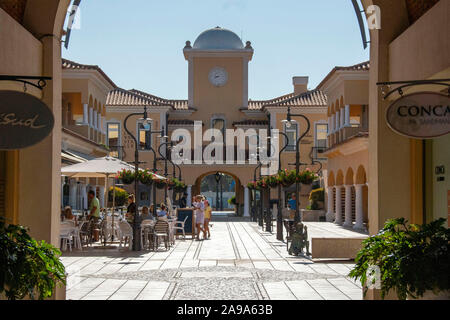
<box><xmin>62</xmin><ymin>221</ymin><xmax>361</xmax><ymax>300</ymax></box>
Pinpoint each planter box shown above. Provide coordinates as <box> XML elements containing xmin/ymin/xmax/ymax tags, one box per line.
<box><xmin>301</xmin><ymin>209</ymin><xmax>325</xmax><ymax>222</ymax></box>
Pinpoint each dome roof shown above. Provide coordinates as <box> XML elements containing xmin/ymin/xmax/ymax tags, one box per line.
<box><xmin>193</xmin><ymin>27</ymin><xmax>244</xmax><ymax>50</ymax></box>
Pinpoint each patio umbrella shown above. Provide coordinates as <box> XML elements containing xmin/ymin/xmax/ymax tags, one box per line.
<box><xmin>61</xmin><ymin>156</ymin><xmax>166</xmax><ymax>243</ymax></box>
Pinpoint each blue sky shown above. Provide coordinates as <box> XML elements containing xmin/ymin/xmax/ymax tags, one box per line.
<box><xmin>63</xmin><ymin>0</ymin><xmax>369</xmax><ymax>100</ymax></box>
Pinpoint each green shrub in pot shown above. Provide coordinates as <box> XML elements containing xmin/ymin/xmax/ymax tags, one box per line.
<box><xmin>349</xmin><ymin>218</ymin><xmax>449</xmax><ymax>300</ymax></box>
<box><xmin>0</xmin><ymin>218</ymin><xmax>66</xmax><ymax>300</ymax></box>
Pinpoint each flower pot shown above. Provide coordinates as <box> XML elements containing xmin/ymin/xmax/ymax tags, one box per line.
<box><xmin>155</xmin><ymin>181</ymin><xmax>167</xmax><ymax>189</ymax></box>
<box><xmin>121</xmin><ymin>177</ymin><xmax>135</xmax><ymax>185</ymax></box>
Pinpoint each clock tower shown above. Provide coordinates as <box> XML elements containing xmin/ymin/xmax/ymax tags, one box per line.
<box><xmin>183</xmin><ymin>27</ymin><xmax>254</xmax><ymax>123</ymax></box>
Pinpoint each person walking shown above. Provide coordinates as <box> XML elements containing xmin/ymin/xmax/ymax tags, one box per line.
<box><xmin>193</xmin><ymin>195</ymin><xmax>206</xmax><ymax>241</ymax></box>
<box><xmin>204</xmin><ymin>200</ymin><xmax>212</xmax><ymax>239</ymax></box>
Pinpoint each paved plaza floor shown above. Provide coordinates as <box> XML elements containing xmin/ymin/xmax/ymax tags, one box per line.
<box><xmin>62</xmin><ymin>221</ymin><xmax>362</xmax><ymax>300</ymax></box>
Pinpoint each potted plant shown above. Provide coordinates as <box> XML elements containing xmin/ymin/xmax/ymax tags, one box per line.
<box><xmin>349</xmin><ymin>218</ymin><xmax>450</xmax><ymax>300</ymax></box>
<box><xmin>247</xmin><ymin>182</ymin><xmax>256</xmax><ymax>190</ymax></box>
<box><xmin>174</xmin><ymin>179</ymin><xmax>187</xmax><ymax>193</ymax></box>
<box><xmin>117</xmin><ymin>169</ymin><xmax>135</xmax><ymax>185</ymax></box>
<box><xmin>298</xmin><ymin>169</ymin><xmax>318</xmax><ymax>196</ymax></box>
<box><xmin>256</xmin><ymin>178</ymin><xmax>268</xmax><ymax>190</ymax></box>
<box><xmin>108</xmin><ymin>186</ymin><xmax>129</xmax><ymax>207</ymax></box>
<box><xmin>279</xmin><ymin>169</ymin><xmax>297</xmax><ymax>188</ymax></box>
<box><xmin>0</xmin><ymin>218</ymin><xmax>66</xmax><ymax>300</ymax></box>
<box><xmin>155</xmin><ymin>179</ymin><xmax>167</xmax><ymax>189</ymax></box>
<box><xmin>267</xmin><ymin>175</ymin><xmax>279</xmax><ymax>189</ymax></box>
<box><xmin>138</xmin><ymin>169</ymin><xmax>154</xmax><ymax>185</ymax></box>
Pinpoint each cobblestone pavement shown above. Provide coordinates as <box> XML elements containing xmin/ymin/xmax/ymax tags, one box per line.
<box><xmin>62</xmin><ymin>221</ymin><xmax>362</xmax><ymax>300</ymax></box>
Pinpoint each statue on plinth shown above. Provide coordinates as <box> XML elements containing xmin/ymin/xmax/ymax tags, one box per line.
<box><xmin>288</xmin><ymin>222</ymin><xmax>311</xmax><ymax>256</ymax></box>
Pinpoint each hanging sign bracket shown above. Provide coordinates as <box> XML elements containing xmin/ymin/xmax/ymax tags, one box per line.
<box><xmin>377</xmin><ymin>79</ymin><xmax>450</xmax><ymax>100</ymax></box>
<box><xmin>0</xmin><ymin>75</ymin><xmax>52</xmax><ymax>91</ymax></box>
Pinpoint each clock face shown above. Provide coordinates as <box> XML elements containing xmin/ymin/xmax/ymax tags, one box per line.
<box><xmin>208</xmin><ymin>67</ymin><xmax>228</xmax><ymax>87</ymax></box>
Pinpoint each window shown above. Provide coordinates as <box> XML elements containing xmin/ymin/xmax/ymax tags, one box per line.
<box><xmin>285</xmin><ymin>122</ymin><xmax>298</xmax><ymax>151</ymax></box>
<box><xmin>107</xmin><ymin>123</ymin><xmax>121</xmax><ymax>158</ymax></box>
<box><xmin>315</xmin><ymin>123</ymin><xmax>328</xmax><ymax>148</ymax></box>
<box><xmin>314</xmin><ymin>123</ymin><xmax>328</xmax><ymax>160</ymax></box>
<box><xmin>138</xmin><ymin>122</ymin><xmax>152</xmax><ymax>151</ymax></box>
<box><xmin>211</xmin><ymin>117</ymin><xmax>225</xmax><ymax>142</ymax></box>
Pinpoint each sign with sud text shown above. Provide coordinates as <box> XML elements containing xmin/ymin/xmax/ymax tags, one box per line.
<box><xmin>0</xmin><ymin>91</ymin><xmax>55</xmax><ymax>150</ymax></box>
<box><xmin>386</xmin><ymin>92</ymin><xmax>450</xmax><ymax>139</ymax></box>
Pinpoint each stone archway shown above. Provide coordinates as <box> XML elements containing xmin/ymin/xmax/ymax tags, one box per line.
<box><xmin>194</xmin><ymin>171</ymin><xmax>242</xmax><ymax>213</ymax></box>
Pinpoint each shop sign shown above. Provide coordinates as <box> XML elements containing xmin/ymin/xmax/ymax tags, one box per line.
<box><xmin>386</xmin><ymin>92</ymin><xmax>450</xmax><ymax>139</ymax></box>
<box><xmin>0</xmin><ymin>90</ymin><xmax>54</xmax><ymax>150</ymax></box>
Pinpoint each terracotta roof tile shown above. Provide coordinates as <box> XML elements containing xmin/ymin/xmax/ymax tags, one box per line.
<box><xmin>316</xmin><ymin>61</ymin><xmax>370</xmax><ymax>90</ymax></box>
<box><xmin>106</xmin><ymin>88</ymin><xmax>172</xmax><ymax>107</ymax></box>
<box><xmin>264</xmin><ymin>90</ymin><xmax>328</xmax><ymax>107</ymax></box>
<box><xmin>62</xmin><ymin>58</ymin><xmax>117</xmax><ymax>88</ymax></box>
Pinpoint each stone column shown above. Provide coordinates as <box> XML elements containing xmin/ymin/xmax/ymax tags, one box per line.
<box><xmin>335</xmin><ymin>111</ymin><xmax>340</xmax><ymax>132</ymax></box>
<box><xmin>244</xmin><ymin>187</ymin><xmax>250</xmax><ymax>217</ymax></box>
<box><xmin>69</xmin><ymin>179</ymin><xmax>77</xmax><ymax>209</ymax></box>
<box><xmin>340</xmin><ymin>107</ymin><xmax>345</xmax><ymax>128</ymax></box>
<box><xmin>81</xmin><ymin>184</ymin><xmax>88</xmax><ymax>210</ymax></box>
<box><xmin>334</xmin><ymin>186</ymin><xmax>343</xmax><ymax>225</ymax></box>
<box><xmin>97</xmin><ymin>114</ymin><xmax>102</xmax><ymax>132</ymax></box>
<box><xmin>61</xmin><ymin>177</ymin><xmax>65</xmax><ymax>209</ymax></box>
<box><xmin>354</xmin><ymin>184</ymin><xmax>366</xmax><ymax>231</ymax></box>
<box><xmin>326</xmin><ymin>186</ymin><xmax>335</xmax><ymax>222</ymax></box>
<box><xmin>98</xmin><ymin>186</ymin><xmax>105</xmax><ymax>208</ymax></box>
<box><xmin>89</xmin><ymin>108</ymin><xmax>93</xmax><ymax>128</ymax></box>
<box><xmin>83</xmin><ymin>104</ymin><xmax>88</xmax><ymax>124</ymax></box>
<box><xmin>343</xmin><ymin>185</ymin><xmax>353</xmax><ymax>228</ymax></box>
<box><xmin>344</xmin><ymin>105</ymin><xmax>351</xmax><ymax>127</ymax></box>
<box><xmin>187</xmin><ymin>185</ymin><xmax>192</xmax><ymax>207</ymax></box>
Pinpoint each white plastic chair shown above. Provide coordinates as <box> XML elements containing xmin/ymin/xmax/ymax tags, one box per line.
<box><xmin>60</xmin><ymin>227</ymin><xmax>74</xmax><ymax>252</ymax></box>
<box><xmin>118</xmin><ymin>221</ymin><xmax>133</xmax><ymax>249</ymax></box>
<box><xmin>173</xmin><ymin>216</ymin><xmax>188</xmax><ymax>239</ymax></box>
<box><xmin>141</xmin><ymin>220</ymin><xmax>155</xmax><ymax>249</ymax></box>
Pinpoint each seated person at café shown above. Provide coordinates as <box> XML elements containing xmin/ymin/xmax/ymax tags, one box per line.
<box><xmin>157</xmin><ymin>204</ymin><xmax>168</xmax><ymax>220</ymax></box>
<box><xmin>64</xmin><ymin>206</ymin><xmax>75</xmax><ymax>221</ymax></box>
<box><xmin>141</xmin><ymin>206</ymin><xmax>153</xmax><ymax>221</ymax></box>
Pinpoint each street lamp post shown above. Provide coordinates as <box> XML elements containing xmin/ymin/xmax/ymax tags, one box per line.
<box><xmin>252</xmin><ymin>161</ymin><xmax>262</xmax><ymax>223</ymax></box>
<box><xmin>123</xmin><ymin>106</ymin><xmax>153</xmax><ymax>251</ymax></box>
<box><xmin>214</xmin><ymin>172</ymin><xmax>222</xmax><ymax>211</ymax></box>
<box><xmin>282</xmin><ymin>106</ymin><xmax>311</xmax><ymax>224</ymax></box>
<box><xmin>270</xmin><ymin>129</ymin><xmax>290</xmax><ymax>241</ymax></box>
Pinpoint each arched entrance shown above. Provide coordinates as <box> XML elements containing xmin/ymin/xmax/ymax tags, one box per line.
<box><xmin>194</xmin><ymin>171</ymin><xmax>240</xmax><ymax>214</ymax></box>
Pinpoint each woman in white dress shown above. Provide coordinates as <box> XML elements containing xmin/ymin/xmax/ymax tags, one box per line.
<box><xmin>193</xmin><ymin>195</ymin><xmax>206</xmax><ymax>240</ymax></box>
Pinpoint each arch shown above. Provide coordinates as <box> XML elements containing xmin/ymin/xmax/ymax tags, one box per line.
<box><xmin>336</xmin><ymin>170</ymin><xmax>344</xmax><ymax>186</ymax></box>
<box><xmin>23</xmin><ymin>0</ymin><xmax>71</xmax><ymax>37</ymax></box>
<box><xmin>331</xmin><ymin>102</ymin><xmax>335</xmax><ymax>115</ymax></box>
<box><xmin>345</xmin><ymin>167</ymin><xmax>354</xmax><ymax>185</ymax></box>
<box><xmin>356</xmin><ymin>165</ymin><xmax>367</xmax><ymax>185</ymax></box>
<box><xmin>340</xmin><ymin>96</ymin><xmax>344</xmax><ymax>110</ymax></box>
<box><xmin>328</xmin><ymin>171</ymin><xmax>335</xmax><ymax>186</ymax></box>
<box><xmin>194</xmin><ymin>171</ymin><xmax>241</xmax><ymax>211</ymax></box>
<box><xmin>88</xmin><ymin>95</ymin><xmax>94</xmax><ymax>109</ymax></box>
